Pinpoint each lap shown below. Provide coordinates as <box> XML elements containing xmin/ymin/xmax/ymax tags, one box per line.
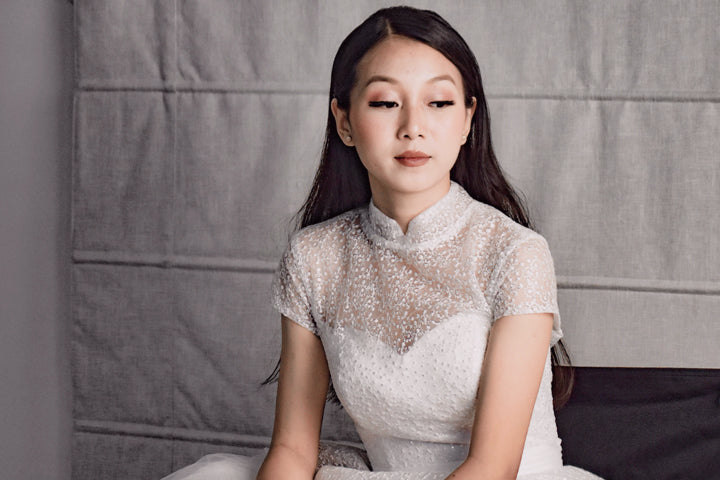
<box><xmin>160</xmin><ymin>452</ymin><xmax>266</xmax><ymax>480</ymax></box>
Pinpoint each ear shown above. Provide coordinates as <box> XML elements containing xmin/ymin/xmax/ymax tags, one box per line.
<box><xmin>462</xmin><ymin>97</ymin><xmax>477</xmax><ymax>145</ymax></box>
<box><xmin>331</xmin><ymin>98</ymin><xmax>354</xmax><ymax>146</ymax></box>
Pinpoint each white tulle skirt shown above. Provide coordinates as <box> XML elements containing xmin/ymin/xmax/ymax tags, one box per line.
<box><xmin>316</xmin><ymin>465</ymin><xmax>602</xmax><ymax>479</ymax></box>
<box><xmin>160</xmin><ymin>452</ymin><xmax>267</xmax><ymax>480</ymax></box>
<box><xmin>161</xmin><ymin>452</ymin><xmax>602</xmax><ymax>480</ymax></box>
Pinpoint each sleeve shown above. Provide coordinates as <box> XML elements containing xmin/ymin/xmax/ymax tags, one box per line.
<box><xmin>489</xmin><ymin>235</ymin><xmax>563</xmax><ymax>345</ymax></box>
<box><xmin>270</xmin><ymin>239</ymin><xmax>320</xmax><ymax>336</ymax></box>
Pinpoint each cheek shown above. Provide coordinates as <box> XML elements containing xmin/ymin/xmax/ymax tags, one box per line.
<box><xmin>351</xmin><ymin>112</ymin><xmax>385</xmax><ymax>141</ymax></box>
<box><xmin>356</xmin><ymin>149</ymin><xmax>385</xmax><ymax>180</ymax></box>
<box><xmin>348</xmin><ymin>116</ymin><xmax>380</xmax><ymax>166</ymax></box>
<box><xmin>435</xmin><ymin>113</ymin><xmax>468</xmax><ymax>136</ymax></box>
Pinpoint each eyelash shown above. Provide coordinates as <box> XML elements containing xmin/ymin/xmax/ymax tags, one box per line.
<box><xmin>431</xmin><ymin>101</ymin><xmax>455</xmax><ymax>108</ymax></box>
<box><xmin>367</xmin><ymin>100</ymin><xmax>455</xmax><ymax>108</ymax></box>
<box><xmin>368</xmin><ymin>101</ymin><xmax>398</xmax><ymax>108</ymax></box>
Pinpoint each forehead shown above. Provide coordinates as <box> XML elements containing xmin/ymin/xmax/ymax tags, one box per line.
<box><xmin>354</xmin><ymin>35</ymin><xmax>464</xmax><ymax>90</ymax></box>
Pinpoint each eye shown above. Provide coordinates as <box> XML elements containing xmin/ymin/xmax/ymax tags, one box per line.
<box><xmin>368</xmin><ymin>101</ymin><xmax>398</xmax><ymax>108</ymax></box>
<box><xmin>430</xmin><ymin>100</ymin><xmax>455</xmax><ymax>108</ymax></box>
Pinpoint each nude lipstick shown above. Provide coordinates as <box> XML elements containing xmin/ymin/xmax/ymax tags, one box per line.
<box><xmin>394</xmin><ymin>150</ymin><xmax>430</xmax><ymax>167</ymax></box>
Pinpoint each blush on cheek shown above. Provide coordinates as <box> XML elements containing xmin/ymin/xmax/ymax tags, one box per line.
<box><xmin>350</xmin><ymin>122</ymin><xmax>377</xmax><ymax>141</ymax></box>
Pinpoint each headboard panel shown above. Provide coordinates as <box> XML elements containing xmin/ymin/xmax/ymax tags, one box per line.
<box><xmin>72</xmin><ymin>1</ymin><xmax>720</xmax><ymax>478</ymax></box>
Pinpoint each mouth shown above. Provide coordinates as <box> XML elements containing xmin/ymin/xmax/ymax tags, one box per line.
<box><xmin>394</xmin><ymin>150</ymin><xmax>431</xmax><ymax>167</ymax></box>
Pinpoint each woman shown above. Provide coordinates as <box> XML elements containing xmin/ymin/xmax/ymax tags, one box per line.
<box><xmin>164</xmin><ymin>6</ymin><xmax>602</xmax><ymax>480</ymax></box>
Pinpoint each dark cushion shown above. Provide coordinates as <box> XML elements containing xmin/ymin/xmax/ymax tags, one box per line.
<box><xmin>556</xmin><ymin>367</ymin><xmax>720</xmax><ymax>480</ymax></box>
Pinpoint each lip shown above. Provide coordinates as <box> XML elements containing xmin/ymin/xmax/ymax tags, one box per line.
<box><xmin>394</xmin><ymin>150</ymin><xmax>431</xmax><ymax>167</ymax></box>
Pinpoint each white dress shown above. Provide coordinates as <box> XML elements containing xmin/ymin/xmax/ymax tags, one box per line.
<box><xmin>162</xmin><ymin>182</ymin><xmax>602</xmax><ymax>480</ymax></box>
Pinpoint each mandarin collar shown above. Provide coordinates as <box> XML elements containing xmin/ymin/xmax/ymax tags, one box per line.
<box><xmin>362</xmin><ymin>181</ymin><xmax>472</xmax><ymax>247</ymax></box>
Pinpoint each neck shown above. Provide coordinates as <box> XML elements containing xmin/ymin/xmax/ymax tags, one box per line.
<box><xmin>369</xmin><ymin>179</ymin><xmax>452</xmax><ymax>234</ymax></box>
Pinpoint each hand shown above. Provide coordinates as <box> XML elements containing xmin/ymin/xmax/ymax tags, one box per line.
<box><xmin>256</xmin><ymin>443</ymin><xmax>316</xmax><ymax>480</ymax></box>
<box><xmin>445</xmin><ymin>456</ymin><xmax>516</xmax><ymax>480</ymax></box>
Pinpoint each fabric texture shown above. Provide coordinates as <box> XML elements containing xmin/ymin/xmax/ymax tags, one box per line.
<box><xmin>316</xmin><ymin>465</ymin><xmax>601</xmax><ymax>480</ymax></box>
<box><xmin>161</xmin><ymin>442</ymin><xmax>371</xmax><ymax>480</ymax></box>
<box><xmin>164</xmin><ymin>183</ymin><xmax>599</xmax><ymax>478</ymax></box>
<box><xmin>273</xmin><ymin>183</ymin><xmax>563</xmax><ymax>349</ymax></box>
<box><xmin>270</xmin><ymin>182</ymin><xmax>591</xmax><ymax>478</ymax></box>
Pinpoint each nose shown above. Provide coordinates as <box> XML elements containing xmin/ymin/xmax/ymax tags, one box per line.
<box><xmin>397</xmin><ymin>102</ymin><xmax>425</xmax><ymax>140</ymax></box>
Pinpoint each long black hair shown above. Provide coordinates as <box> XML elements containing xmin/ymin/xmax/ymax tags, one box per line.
<box><xmin>266</xmin><ymin>6</ymin><xmax>573</xmax><ymax>409</ymax></box>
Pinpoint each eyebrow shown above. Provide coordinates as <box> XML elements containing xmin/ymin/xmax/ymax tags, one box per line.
<box><xmin>364</xmin><ymin>74</ymin><xmax>457</xmax><ymax>87</ymax></box>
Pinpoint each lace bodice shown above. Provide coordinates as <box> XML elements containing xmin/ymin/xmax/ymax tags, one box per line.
<box><xmin>271</xmin><ymin>182</ymin><xmax>566</xmax><ymax>476</ymax></box>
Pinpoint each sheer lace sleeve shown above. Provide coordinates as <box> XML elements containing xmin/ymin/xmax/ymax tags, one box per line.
<box><xmin>489</xmin><ymin>235</ymin><xmax>563</xmax><ymax>344</ymax></box>
<box><xmin>271</xmin><ymin>238</ymin><xmax>319</xmax><ymax>336</ymax></box>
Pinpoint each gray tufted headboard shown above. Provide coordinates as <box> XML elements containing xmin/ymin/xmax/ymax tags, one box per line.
<box><xmin>71</xmin><ymin>2</ymin><xmax>720</xmax><ymax>479</ymax></box>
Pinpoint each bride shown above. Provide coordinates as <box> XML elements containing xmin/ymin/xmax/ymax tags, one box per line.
<box><xmin>163</xmin><ymin>6</ymin><xmax>603</xmax><ymax>480</ymax></box>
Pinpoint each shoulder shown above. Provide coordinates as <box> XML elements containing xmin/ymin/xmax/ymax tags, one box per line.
<box><xmin>466</xmin><ymin>204</ymin><xmax>556</xmax><ymax>294</ymax></box>
<box><xmin>289</xmin><ymin>208</ymin><xmax>364</xmax><ymax>251</ymax></box>
<box><xmin>284</xmin><ymin>207</ymin><xmax>365</xmax><ymax>275</ymax></box>
<box><xmin>463</xmin><ymin>198</ymin><xmax>549</xmax><ymax>261</ymax></box>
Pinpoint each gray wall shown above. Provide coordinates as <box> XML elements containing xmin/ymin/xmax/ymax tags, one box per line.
<box><xmin>0</xmin><ymin>1</ymin><xmax>73</xmax><ymax>479</ymax></box>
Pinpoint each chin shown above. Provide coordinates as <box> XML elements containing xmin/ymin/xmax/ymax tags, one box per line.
<box><xmin>387</xmin><ymin>176</ymin><xmax>450</xmax><ymax>195</ymax></box>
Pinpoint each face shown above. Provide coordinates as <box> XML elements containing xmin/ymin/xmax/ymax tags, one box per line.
<box><xmin>332</xmin><ymin>35</ymin><xmax>476</xmax><ymax>204</ymax></box>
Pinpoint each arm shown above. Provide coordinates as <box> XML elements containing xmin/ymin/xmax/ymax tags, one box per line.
<box><xmin>256</xmin><ymin>316</ymin><xmax>330</xmax><ymax>480</ymax></box>
<box><xmin>446</xmin><ymin>312</ymin><xmax>554</xmax><ymax>480</ymax></box>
